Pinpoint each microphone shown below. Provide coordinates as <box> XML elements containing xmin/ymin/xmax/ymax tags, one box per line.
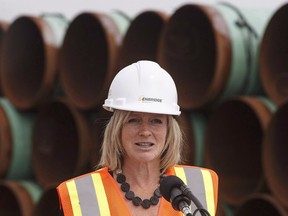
<box><xmin>160</xmin><ymin>175</ymin><xmax>192</xmax><ymax>216</ymax></box>
<box><xmin>170</xmin><ymin>187</ymin><xmax>192</xmax><ymax>216</ymax></box>
<box><xmin>160</xmin><ymin>175</ymin><xmax>211</xmax><ymax>216</ymax></box>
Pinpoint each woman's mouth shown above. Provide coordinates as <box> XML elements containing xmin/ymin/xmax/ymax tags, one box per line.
<box><xmin>135</xmin><ymin>142</ymin><xmax>154</xmax><ymax>147</ymax></box>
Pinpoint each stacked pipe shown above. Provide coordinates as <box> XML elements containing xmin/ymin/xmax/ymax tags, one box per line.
<box><xmin>0</xmin><ymin>21</ymin><xmax>8</xmax><ymax>96</ymax></box>
<box><xmin>0</xmin><ymin>2</ymin><xmax>287</xmax><ymax>216</ymax></box>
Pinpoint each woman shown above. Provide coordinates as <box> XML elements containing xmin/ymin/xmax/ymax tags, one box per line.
<box><xmin>57</xmin><ymin>60</ymin><xmax>218</xmax><ymax>216</ymax></box>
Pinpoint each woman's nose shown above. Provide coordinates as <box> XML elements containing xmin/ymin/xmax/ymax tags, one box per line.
<box><xmin>138</xmin><ymin>123</ymin><xmax>152</xmax><ymax>136</ymax></box>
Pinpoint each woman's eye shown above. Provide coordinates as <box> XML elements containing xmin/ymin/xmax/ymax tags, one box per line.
<box><xmin>127</xmin><ymin>118</ymin><xmax>140</xmax><ymax>124</ymax></box>
<box><xmin>151</xmin><ymin>119</ymin><xmax>162</xmax><ymax>124</ymax></box>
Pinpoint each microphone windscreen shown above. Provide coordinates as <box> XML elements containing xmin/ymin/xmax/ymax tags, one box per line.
<box><xmin>160</xmin><ymin>175</ymin><xmax>184</xmax><ymax>201</ymax></box>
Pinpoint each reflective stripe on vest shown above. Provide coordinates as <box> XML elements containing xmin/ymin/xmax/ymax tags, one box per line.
<box><xmin>66</xmin><ymin>173</ymin><xmax>111</xmax><ymax>216</ymax></box>
<box><xmin>174</xmin><ymin>166</ymin><xmax>216</xmax><ymax>216</ymax></box>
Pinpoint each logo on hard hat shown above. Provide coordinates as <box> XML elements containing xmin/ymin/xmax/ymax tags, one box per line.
<box><xmin>138</xmin><ymin>96</ymin><xmax>162</xmax><ymax>103</ymax></box>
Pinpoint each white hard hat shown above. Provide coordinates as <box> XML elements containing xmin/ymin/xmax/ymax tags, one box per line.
<box><xmin>103</xmin><ymin>60</ymin><xmax>181</xmax><ymax>115</ymax></box>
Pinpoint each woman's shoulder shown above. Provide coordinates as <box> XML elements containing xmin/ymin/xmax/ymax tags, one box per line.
<box><xmin>57</xmin><ymin>167</ymin><xmax>109</xmax><ymax>186</ymax></box>
<box><xmin>170</xmin><ymin>165</ymin><xmax>218</xmax><ymax>178</ymax></box>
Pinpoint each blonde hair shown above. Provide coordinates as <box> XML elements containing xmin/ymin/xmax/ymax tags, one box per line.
<box><xmin>98</xmin><ymin>110</ymin><xmax>183</xmax><ymax>173</ymax></box>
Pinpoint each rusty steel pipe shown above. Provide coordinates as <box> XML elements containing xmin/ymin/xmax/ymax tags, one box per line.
<box><xmin>158</xmin><ymin>4</ymin><xmax>272</xmax><ymax>110</ymax></box>
<box><xmin>177</xmin><ymin>111</ymin><xmax>207</xmax><ymax>166</ymax></box>
<box><xmin>0</xmin><ymin>180</ymin><xmax>42</xmax><ymax>216</ymax></box>
<box><xmin>33</xmin><ymin>185</ymin><xmax>59</xmax><ymax>216</ymax></box>
<box><xmin>177</xmin><ymin>111</ymin><xmax>198</xmax><ymax>166</ymax></box>
<box><xmin>89</xmin><ymin>109</ymin><xmax>112</xmax><ymax>168</ymax></box>
<box><xmin>216</xmin><ymin>201</ymin><xmax>234</xmax><ymax>216</ymax></box>
<box><xmin>235</xmin><ymin>194</ymin><xmax>287</xmax><ymax>216</ymax></box>
<box><xmin>259</xmin><ymin>3</ymin><xmax>288</xmax><ymax>106</ymax></box>
<box><xmin>158</xmin><ymin>3</ymin><xmax>228</xmax><ymax>111</ymax></box>
<box><xmin>115</xmin><ymin>10</ymin><xmax>168</xmax><ymax>71</ymax></box>
<box><xmin>32</xmin><ymin>98</ymin><xmax>93</xmax><ymax>187</ymax></box>
<box><xmin>0</xmin><ymin>15</ymin><xmax>67</xmax><ymax>110</ymax></box>
<box><xmin>263</xmin><ymin>101</ymin><xmax>288</xmax><ymax>209</ymax></box>
<box><xmin>204</xmin><ymin>96</ymin><xmax>276</xmax><ymax>206</ymax></box>
<box><xmin>0</xmin><ymin>98</ymin><xmax>35</xmax><ymax>180</ymax></box>
<box><xmin>59</xmin><ymin>12</ymin><xmax>128</xmax><ymax>111</ymax></box>
<box><xmin>0</xmin><ymin>21</ymin><xmax>9</xmax><ymax>96</ymax></box>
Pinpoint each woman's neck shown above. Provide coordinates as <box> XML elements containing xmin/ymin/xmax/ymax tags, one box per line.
<box><xmin>121</xmin><ymin>160</ymin><xmax>161</xmax><ymax>185</ymax></box>
<box><xmin>115</xmin><ymin>161</ymin><xmax>163</xmax><ymax>216</ymax></box>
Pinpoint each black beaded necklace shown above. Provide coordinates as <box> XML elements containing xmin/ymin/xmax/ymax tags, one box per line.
<box><xmin>115</xmin><ymin>169</ymin><xmax>165</xmax><ymax>209</ymax></box>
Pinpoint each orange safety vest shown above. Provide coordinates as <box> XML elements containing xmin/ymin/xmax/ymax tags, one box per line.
<box><xmin>57</xmin><ymin>165</ymin><xmax>218</xmax><ymax>216</ymax></box>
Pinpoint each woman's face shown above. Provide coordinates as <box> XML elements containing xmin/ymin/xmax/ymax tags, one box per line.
<box><xmin>121</xmin><ymin>112</ymin><xmax>168</xmax><ymax>163</ymax></box>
